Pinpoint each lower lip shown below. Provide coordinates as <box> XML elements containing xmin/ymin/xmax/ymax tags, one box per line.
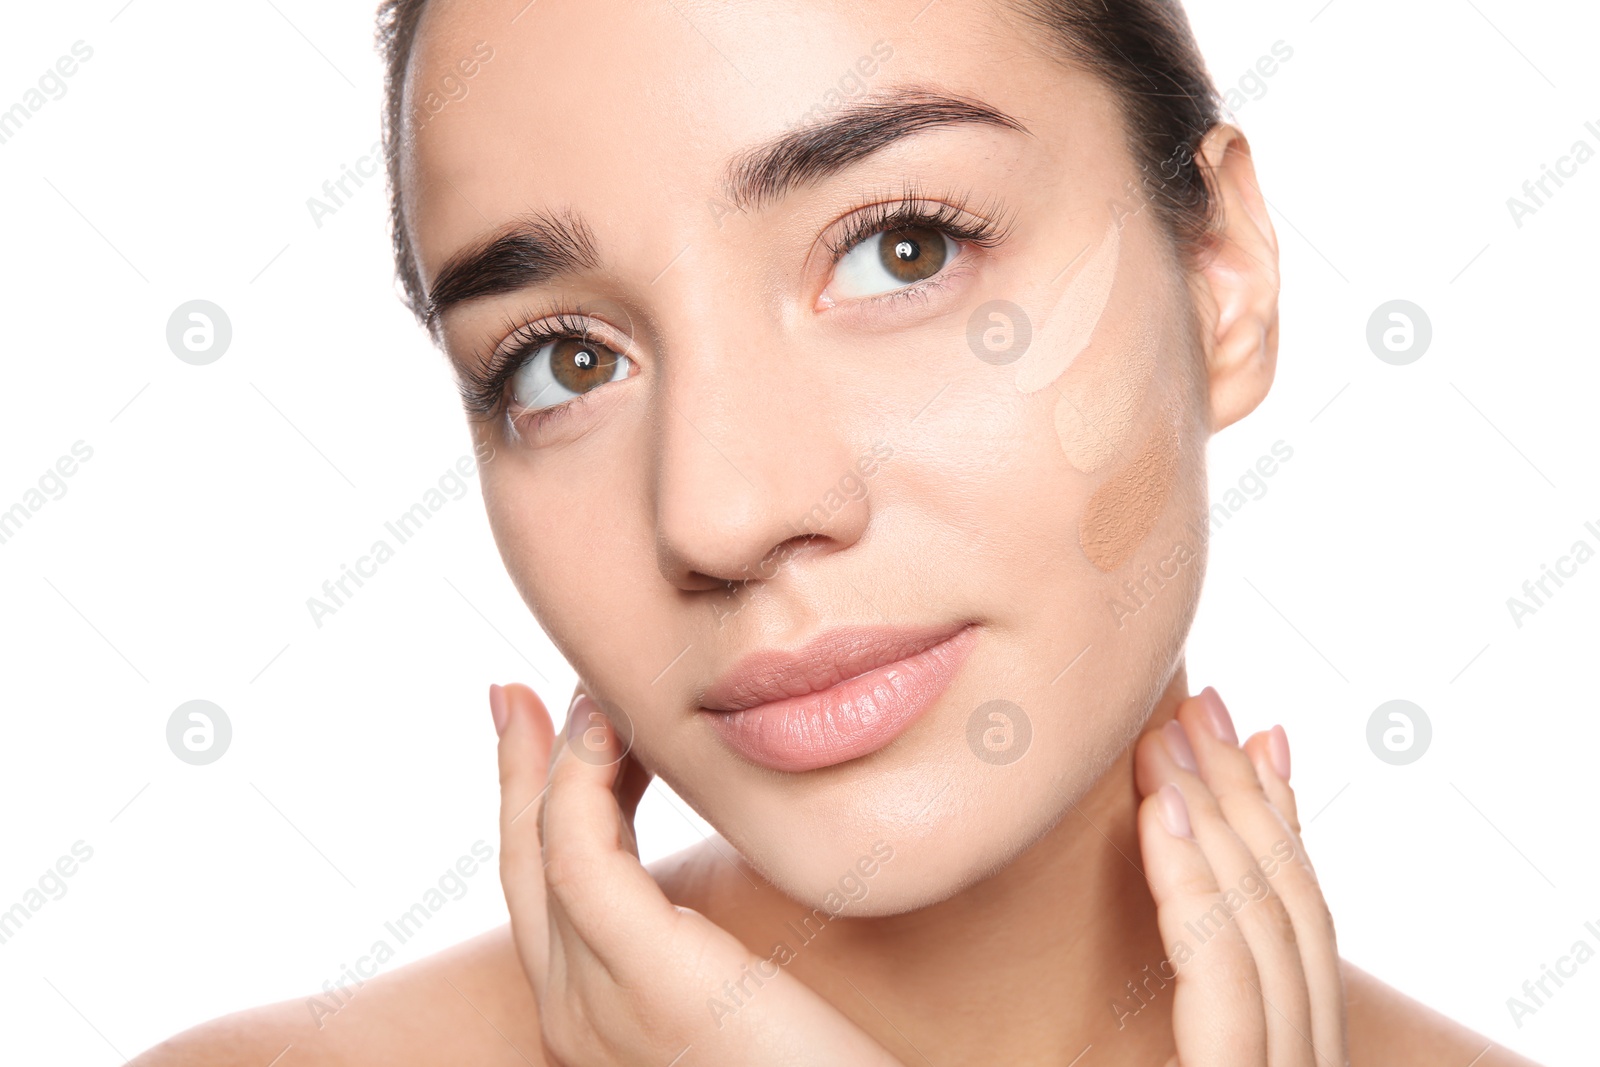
<box><xmin>704</xmin><ymin>625</ymin><xmax>979</xmax><ymax>773</ymax></box>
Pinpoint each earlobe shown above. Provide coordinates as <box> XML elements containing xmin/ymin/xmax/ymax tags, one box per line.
<box><xmin>1192</xmin><ymin>124</ymin><xmax>1281</xmax><ymax>433</ymax></box>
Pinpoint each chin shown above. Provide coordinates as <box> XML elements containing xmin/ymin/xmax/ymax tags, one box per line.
<box><xmin>676</xmin><ymin>697</ymin><xmax>1134</xmax><ymax>916</ymax></box>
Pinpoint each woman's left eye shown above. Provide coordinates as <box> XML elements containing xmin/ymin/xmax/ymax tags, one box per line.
<box><xmin>826</xmin><ymin>224</ymin><xmax>959</xmax><ymax>300</ymax></box>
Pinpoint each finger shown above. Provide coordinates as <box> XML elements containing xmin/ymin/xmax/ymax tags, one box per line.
<box><xmin>1243</xmin><ymin>724</ymin><xmax>1300</xmax><ymax>835</ymax></box>
<box><xmin>1137</xmin><ymin>779</ymin><xmax>1268</xmax><ymax>1066</ymax></box>
<box><xmin>1137</xmin><ymin>713</ymin><xmax>1314</xmax><ymax>1067</ymax></box>
<box><xmin>1181</xmin><ymin>691</ymin><xmax>1346</xmax><ymax>1067</ymax></box>
<box><xmin>540</xmin><ymin>695</ymin><xmax>678</xmax><ymax>968</ymax></box>
<box><xmin>615</xmin><ymin>750</ymin><xmax>654</xmax><ymax>825</ymax></box>
<box><xmin>537</xmin><ymin>693</ymin><xmax>903</xmax><ymax>1065</ymax></box>
<box><xmin>571</xmin><ymin>679</ymin><xmax>655</xmax><ymax>830</ymax></box>
<box><xmin>495</xmin><ymin>683</ymin><xmax>557</xmax><ymax>990</ymax></box>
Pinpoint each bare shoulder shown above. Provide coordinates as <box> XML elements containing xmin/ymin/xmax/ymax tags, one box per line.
<box><xmin>126</xmin><ymin>841</ymin><xmax>726</xmax><ymax>1067</ymax></box>
<box><xmin>127</xmin><ymin>924</ymin><xmax>542</xmax><ymax>1067</ymax></box>
<box><xmin>1344</xmin><ymin>958</ymin><xmax>1543</xmax><ymax>1067</ymax></box>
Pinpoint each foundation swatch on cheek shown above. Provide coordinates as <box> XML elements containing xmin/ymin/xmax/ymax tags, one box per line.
<box><xmin>1078</xmin><ymin>397</ymin><xmax>1181</xmax><ymax>572</ymax></box>
<box><xmin>1014</xmin><ymin>218</ymin><xmax>1121</xmax><ymax>395</ymax></box>
<box><xmin>1052</xmin><ymin>313</ymin><xmax>1158</xmax><ymax>474</ymax></box>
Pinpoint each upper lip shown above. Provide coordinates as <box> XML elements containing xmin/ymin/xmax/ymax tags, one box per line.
<box><xmin>698</xmin><ymin>621</ymin><xmax>973</xmax><ymax>713</ymax></box>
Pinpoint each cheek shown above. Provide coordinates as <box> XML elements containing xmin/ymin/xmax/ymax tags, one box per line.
<box><xmin>1041</xmin><ymin>242</ymin><xmax>1191</xmax><ymax>575</ymax></box>
<box><xmin>1053</xmin><ymin>305</ymin><xmax>1160</xmax><ymax>476</ymax></box>
<box><xmin>480</xmin><ymin>464</ymin><xmax>622</xmax><ymax>667</ymax></box>
<box><xmin>1001</xmin><ymin>208</ymin><xmax>1195</xmax><ymax>576</ymax></box>
<box><xmin>482</xmin><ymin>470</ymin><xmax>555</xmax><ymax>602</ymax></box>
<box><xmin>1078</xmin><ymin>392</ymin><xmax>1183</xmax><ymax>571</ymax></box>
<box><xmin>480</xmin><ymin>460</ymin><xmax>704</xmax><ymax>768</ymax></box>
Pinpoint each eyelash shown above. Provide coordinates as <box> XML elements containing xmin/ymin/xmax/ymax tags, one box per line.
<box><xmin>460</xmin><ymin>189</ymin><xmax>1012</xmax><ymax>427</ymax></box>
<box><xmin>457</xmin><ymin>310</ymin><xmax>610</xmax><ymax>424</ymax></box>
<box><xmin>823</xmin><ymin>189</ymin><xmax>1011</xmax><ymax>267</ymax></box>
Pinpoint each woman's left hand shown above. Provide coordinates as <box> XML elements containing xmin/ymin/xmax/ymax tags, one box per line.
<box><xmin>1133</xmin><ymin>686</ymin><xmax>1350</xmax><ymax>1066</ymax></box>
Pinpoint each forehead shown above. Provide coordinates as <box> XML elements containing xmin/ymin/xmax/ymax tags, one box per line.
<box><xmin>401</xmin><ymin>0</ymin><xmax>1120</xmax><ymax>289</ymax></box>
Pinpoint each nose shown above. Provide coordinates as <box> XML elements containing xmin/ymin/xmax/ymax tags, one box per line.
<box><xmin>648</xmin><ymin>311</ymin><xmax>871</xmax><ymax>593</ymax></box>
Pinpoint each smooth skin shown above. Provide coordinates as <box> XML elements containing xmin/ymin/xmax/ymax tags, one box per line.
<box><xmin>133</xmin><ymin>681</ymin><xmax>1541</xmax><ymax>1066</ymax></box>
<box><xmin>131</xmin><ymin>0</ymin><xmax>1545</xmax><ymax>1061</ymax></box>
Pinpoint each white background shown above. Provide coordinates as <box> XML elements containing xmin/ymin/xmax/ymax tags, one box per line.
<box><xmin>1</xmin><ymin>0</ymin><xmax>1596</xmax><ymax>1063</ymax></box>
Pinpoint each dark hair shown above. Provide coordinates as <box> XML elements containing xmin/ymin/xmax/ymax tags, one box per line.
<box><xmin>376</xmin><ymin>0</ymin><xmax>1222</xmax><ymax>326</ymax></box>
<box><xmin>375</xmin><ymin>0</ymin><xmax>431</xmax><ymax>324</ymax></box>
<box><xmin>1012</xmin><ymin>0</ymin><xmax>1223</xmax><ymax>256</ymax></box>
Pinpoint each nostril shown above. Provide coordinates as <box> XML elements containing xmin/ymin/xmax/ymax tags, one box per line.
<box><xmin>678</xmin><ymin>534</ymin><xmax>823</xmax><ymax>600</ymax></box>
<box><xmin>678</xmin><ymin>570</ymin><xmax>736</xmax><ymax>593</ymax></box>
<box><xmin>759</xmin><ymin>533</ymin><xmax>826</xmax><ymax>578</ymax></box>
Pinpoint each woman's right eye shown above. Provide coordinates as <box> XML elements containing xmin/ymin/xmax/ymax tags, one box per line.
<box><xmin>508</xmin><ymin>336</ymin><xmax>631</xmax><ymax>416</ymax></box>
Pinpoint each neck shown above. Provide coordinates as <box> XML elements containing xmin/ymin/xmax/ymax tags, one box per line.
<box><xmin>697</xmin><ymin>665</ymin><xmax>1190</xmax><ymax>1064</ymax></box>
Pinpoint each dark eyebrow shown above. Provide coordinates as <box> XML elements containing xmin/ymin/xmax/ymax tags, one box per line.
<box><xmin>724</xmin><ymin>87</ymin><xmax>1030</xmax><ymax>211</ymax></box>
<box><xmin>424</xmin><ymin>209</ymin><xmax>599</xmax><ymax>328</ymax></box>
<box><xmin>424</xmin><ymin>89</ymin><xmax>1026</xmax><ymax>323</ymax></box>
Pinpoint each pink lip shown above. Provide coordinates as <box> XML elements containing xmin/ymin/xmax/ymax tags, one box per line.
<box><xmin>700</xmin><ymin>623</ymin><xmax>978</xmax><ymax>772</ymax></box>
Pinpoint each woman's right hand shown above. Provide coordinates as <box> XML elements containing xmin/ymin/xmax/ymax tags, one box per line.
<box><xmin>491</xmin><ymin>681</ymin><xmax>902</xmax><ymax>1066</ymax></box>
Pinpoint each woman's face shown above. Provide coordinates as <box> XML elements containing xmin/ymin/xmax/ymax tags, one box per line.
<box><xmin>405</xmin><ymin>0</ymin><xmax>1217</xmax><ymax>913</ymax></box>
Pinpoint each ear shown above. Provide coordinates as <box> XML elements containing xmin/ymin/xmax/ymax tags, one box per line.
<box><xmin>1189</xmin><ymin>124</ymin><xmax>1280</xmax><ymax>433</ymax></box>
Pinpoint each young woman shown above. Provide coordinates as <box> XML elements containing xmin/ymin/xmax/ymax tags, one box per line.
<box><xmin>133</xmin><ymin>0</ymin><xmax>1542</xmax><ymax>1063</ymax></box>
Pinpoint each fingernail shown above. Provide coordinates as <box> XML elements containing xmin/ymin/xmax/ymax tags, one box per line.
<box><xmin>1198</xmin><ymin>687</ymin><xmax>1237</xmax><ymax>745</ymax></box>
<box><xmin>1161</xmin><ymin>720</ymin><xmax>1197</xmax><ymax>772</ymax></box>
<box><xmin>489</xmin><ymin>684</ymin><xmax>508</xmax><ymax>737</ymax></box>
<box><xmin>1267</xmin><ymin>724</ymin><xmax>1291</xmax><ymax>781</ymax></box>
<box><xmin>1157</xmin><ymin>783</ymin><xmax>1192</xmax><ymax>838</ymax></box>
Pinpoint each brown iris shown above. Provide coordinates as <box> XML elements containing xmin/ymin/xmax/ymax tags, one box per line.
<box><xmin>549</xmin><ymin>338</ymin><xmax>621</xmax><ymax>394</ymax></box>
<box><xmin>876</xmin><ymin>225</ymin><xmax>947</xmax><ymax>283</ymax></box>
